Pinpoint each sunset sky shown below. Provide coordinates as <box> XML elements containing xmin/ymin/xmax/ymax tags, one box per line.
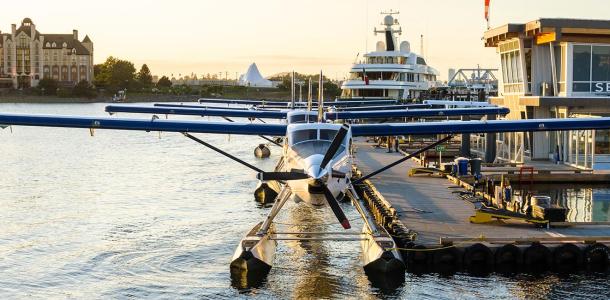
<box><xmin>3</xmin><ymin>0</ymin><xmax>609</xmax><ymax>80</ymax></box>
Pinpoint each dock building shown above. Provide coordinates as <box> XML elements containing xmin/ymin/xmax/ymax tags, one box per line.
<box><xmin>484</xmin><ymin>19</ymin><xmax>610</xmax><ymax>170</ymax></box>
<box><xmin>0</xmin><ymin>18</ymin><xmax>94</xmax><ymax>89</ymax></box>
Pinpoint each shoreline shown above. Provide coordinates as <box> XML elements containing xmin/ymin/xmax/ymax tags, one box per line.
<box><xmin>0</xmin><ymin>91</ymin><xmax>295</xmax><ymax>104</ymax></box>
<box><xmin>0</xmin><ymin>94</ymin><xmax>200</xmax><ymax>104</ymax></box>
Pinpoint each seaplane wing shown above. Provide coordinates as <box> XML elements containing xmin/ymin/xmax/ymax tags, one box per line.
<box><xmin>199</xmin><ymin>98</ymin><xmax>267</xmax><ymax>105</ymax></box>
<box><xmin>351</xmin><ymin>117</ymin><xmax>610</xmax><ymax>136</ymax></box>
<box><xmin>199</xmin><ymin>98</ymin><xmax>399</xmax><ymax>107</ymax></box>
<box><xmin>0</xmin><ymin>113</ymin><xmax>287</xmax><ymax>136</ymax></box>
<box><xmin>326</xmin><ymin>107</ymin><xmax>509</xmax><ymax>120</ymax></box>
<box><xmin>106</xmin><ymin>105</ymin><xmax>509</xmax><ymax>121</ymax></box>
<box><xmin>334</xmin><ymin>104</ymin><xmax>431</xmax><ymax>111</ymax></box>
<box><xmin>154</xmin><ymin>103</ymin><xmax>255</xmax><ymax>110</ymax></box>
<box><xmin>105</xmin><ymin>105</ymin><xmax>288</xmax><ymax>119</ymax></box>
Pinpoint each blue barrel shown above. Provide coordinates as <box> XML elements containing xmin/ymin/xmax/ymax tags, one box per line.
<box><xmin>504</xmin><ymin>186</ymin><xmax>512</xmax><ymax>202</ymax></box>
<box><xmin>455</xmin><ymin>158</ymin><xmax>469</xmax><ymax>176</ymax></box>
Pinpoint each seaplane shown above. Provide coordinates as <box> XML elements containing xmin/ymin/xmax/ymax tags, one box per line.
<box><xmin>5</xmin><ymin>79</ymin><xmax>610</xmax><ymax>287</ymax></box>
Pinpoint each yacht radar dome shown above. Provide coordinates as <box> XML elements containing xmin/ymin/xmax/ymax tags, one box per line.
<box><xmin>383</xmin><ymin>15</ymin><xmax>394</xmax><ymax>26</ymax></box>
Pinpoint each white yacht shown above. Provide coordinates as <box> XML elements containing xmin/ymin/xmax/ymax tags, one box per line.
<box><xmin>341</xmin><ymin>12</ymin><xmax>442</xmax><ymax>100</ymax></box>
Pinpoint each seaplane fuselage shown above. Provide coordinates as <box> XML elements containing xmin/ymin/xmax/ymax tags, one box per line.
<box><xmin>279</xmin><ymin>122</ymin><xmax>352</xmax><ymax>206</ymax></box>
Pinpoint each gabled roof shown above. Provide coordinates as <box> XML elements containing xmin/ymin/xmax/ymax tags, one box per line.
<box><xmin>42</xmin><ymin>34</ymin><xmax>90</xmax><ymax>55</ymax></box>
<box><xmin>82</xmin><ymin>35</ymin><xmax>92</xmax><ymax>43</ymax></box>
<box><xmin>15</xmin><ymin>25</ymin><xmax>40</xmax><ymax>39</ymax></box>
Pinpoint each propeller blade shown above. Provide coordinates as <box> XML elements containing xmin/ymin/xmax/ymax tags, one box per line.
<box><xmin>319</xmin><ymin>124</ymin><xmax>350</xmax><ymax>170</ymax></box>
<box><xmin>322</xmin><ymin>185</ymin><xmax>351</xmax><ymax>229</ymax></box>
<box><xmin>257</xmin><ymin>172</ymin><xmax>310</xmax><ymax>181</ymax></box>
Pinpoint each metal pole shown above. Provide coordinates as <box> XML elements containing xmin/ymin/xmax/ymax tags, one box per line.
<box><xmin>461</xmin><ymin>115</ymin><xmax>471</xmax><ymax>157</ymax></box>
<box><xmin>318</xmin><ymin>71</ymin><xmax>323</xmax><ymax>122</ymax></box>
<box><xmin>308</xmin><ymin>78</ymin><xmax>312</xmax><ymax>111</ymax></box>
<box><xmin>291</xmin><ymin>71</ymin><xmax>295</xmax><ymax>109</ymax></box>
<box><xmin>549</xmin><ymin>42</ymin><xmax>558</xmax><ymax>96</ymax></box>
<box><xmin>485</xmin><ymin>114</ymin><xmax>497</xmax><ymax>163</ymax></box>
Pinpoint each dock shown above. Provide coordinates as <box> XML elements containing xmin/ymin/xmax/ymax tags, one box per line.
<box><xmin>353</xmin><ymin>138</ymin><xmax>610</xmax><ymax>274</ymax></box>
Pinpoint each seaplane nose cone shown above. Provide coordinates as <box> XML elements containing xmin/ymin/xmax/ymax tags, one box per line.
<box><xmin>307</xmin><ymin>164</ymin><xmax>323</xmax><ymax>179</ymax></box>
<box><xmin>304</xmin><ymin>154</ymin><xmax>325</xmax><ymax>179</ymax></box>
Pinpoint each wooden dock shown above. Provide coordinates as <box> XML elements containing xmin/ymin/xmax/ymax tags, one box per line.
<box><xmin>354</xmin><ymin>139</ymin><xmax>610</xmax><ymax>246</ymax></box>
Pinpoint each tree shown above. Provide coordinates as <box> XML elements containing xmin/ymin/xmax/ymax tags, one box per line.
<box><xmin>37</xmin><ymin>78</ymin><xmax>58</xmax><ymax>96</ymax></box>
<box><xmin>93</xmin><ymin>56</ymin><xmax>136</xmax><ymax>91</ymax></box>
<box><xmin>137</xmin><ymin>64</ymin><xmax>153</xmax><ymax>89</ymax></box>
<box><xmin>72</xmin><ymin>80</ymin><xmax>97</xmax><ymax>98</ymax></box>
<box><xmin>157</xmin><ymin>76</ymin><xmax>172</xmax><ymax>88</ymax></box>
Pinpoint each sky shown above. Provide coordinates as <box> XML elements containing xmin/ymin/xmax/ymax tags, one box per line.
<box><xmin>2</xmin><ymin>0</ymin><xmax>610</xmax><ymax>80</ymax></box>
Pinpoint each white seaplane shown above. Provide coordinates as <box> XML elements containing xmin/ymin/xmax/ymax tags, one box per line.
<box><xmin>5</xmin><ymin>86</ymin><xmax>610</xmax><ymax>286</ymax></box>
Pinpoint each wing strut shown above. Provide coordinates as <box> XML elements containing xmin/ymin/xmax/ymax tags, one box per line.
<box><xmin>182</xmin><ymin>132</ymin><xmax>304</xmax><ymax>180</ymax></box>
<box><xmin>352</xmin><ymin>135</ymin><xmax>453</xmax><ymax>185</ymax></box>
<box><xmin>183</xmin><ymin>132</ymin><xmax>264</xmax><ymax>173</ymax></box>
<box><xmin>220</xmin><ymin>116</ymin><xmax>281</xmax><ymax>147</ymax></box>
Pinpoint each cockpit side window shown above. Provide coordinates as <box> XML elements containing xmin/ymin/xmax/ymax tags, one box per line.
<box><xmin>289</xmin><ymin>129</ymin><xmax>317</xmax><ymax>145</ymax></box>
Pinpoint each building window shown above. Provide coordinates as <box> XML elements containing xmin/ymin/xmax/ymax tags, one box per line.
<box><xmin>572</xmin><ymin>44</ymin><xmax>610</xmax><ymax>93</ymax></box>
<box><xmin>592</xmin><ymin>46</ymin><xmax>610</xmax><ymax>81</ymax></box>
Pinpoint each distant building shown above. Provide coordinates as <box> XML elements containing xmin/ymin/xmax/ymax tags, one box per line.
<box><xmin>238</xmin><ymin>63</ymin><xmax>274</xmax><ymax>87</ymax></box>
<box><xmin>484</xmin><ymin>18</ymin><xmax>610</xmax><ymax>169</ymax></box>
<box><xmin>0</xmin><ymin>18</ymin><xmax>94</xmax><ymax>89</ymax></box>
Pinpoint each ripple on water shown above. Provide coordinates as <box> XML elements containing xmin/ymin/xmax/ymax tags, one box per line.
<box><xmin>1</xmin><ymin>103</ymin><xmax>610</xmax><ymax>299</ymax></box>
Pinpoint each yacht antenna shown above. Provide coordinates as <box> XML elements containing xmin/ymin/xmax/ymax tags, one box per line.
<box><xmin>291</xmin><ymin>71</ymin><xmax>295</xmax><ymax>109</ymax></box>
<box><xmin>374</xmin><ymin>10</ymin><xmax>401</xmax><ymax>51</ymax></box>
<box><xmin>365</xmin><ymin>0</ymin><xmax>369</xmax><ymax>54</ymax></box>
<box><xmin>307</xmin><ymin>78</ymin><xmax>312</xmax><ymax>111</ymax></box>
<box><xmin>420</xmin><ymin>34</ymin><xmax>425</xmax><ymax>59</ymax></box>
<box><xmin>317</xmin><ymin>70</ymin><xmax>324</xmax><ymax>122</ymax></box>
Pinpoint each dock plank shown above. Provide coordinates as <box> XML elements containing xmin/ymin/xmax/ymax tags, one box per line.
<box><xmin>354</xmin><ymin>139</ymin><xmax>610</xmax><ymax>246</ymax></box>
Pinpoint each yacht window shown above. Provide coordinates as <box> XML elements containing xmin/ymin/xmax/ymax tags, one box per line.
<box><xmin>319</xmin><ymin>129</ymin><xmax>338</xmax><ymax>141</ymax></box>
<box><xmin>289</xmin><ymin>129</ymin><xmax>317</xmax><ymax>145</ymax></box>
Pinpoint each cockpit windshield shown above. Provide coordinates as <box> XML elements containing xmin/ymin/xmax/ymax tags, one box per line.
<box><xmin>289</xmin><ymin>129</ymin><xmax>317</xmax><ymax>145</ymax></box>
<box><xmin>319</xmin><ymin>129</ymin><xmax>338</xmax><ymax>141</ymax></box>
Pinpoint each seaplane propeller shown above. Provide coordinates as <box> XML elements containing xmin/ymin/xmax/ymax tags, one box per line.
<box><xmin>257</xmin><ymin>124</ymin><xmax>351</xmax><ymax>229</ymax></box>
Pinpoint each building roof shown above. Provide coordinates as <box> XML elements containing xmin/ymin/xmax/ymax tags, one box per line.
<box><xmin>43</xmin><ymin>34</ymin><xmax>90</xmax><ymax>55</ymax></box>
<box><xmin>82</xmin><ymin>35</ymin><xmax>92</xmax><ymax>43</ymax></box>
<box><xmin>484</xmin><ymin>18</ymin><xmax>610</xmax><ymax>47</ymax></box>
<box><xmin>15</xmin><ymin>24</ymin><xmax>41</xmax><ymax>39</ymax></box>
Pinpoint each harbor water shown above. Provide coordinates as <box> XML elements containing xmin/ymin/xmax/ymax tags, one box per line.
<box><xmin>1</xmin><ymin>103</ymin><xmax>609</xmax><ymax>299</ymax></box>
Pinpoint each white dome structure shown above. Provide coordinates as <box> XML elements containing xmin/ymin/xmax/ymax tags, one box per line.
<box><xmin>239</xmin><ymin>63</ymin><xmax>273</xmax><ymax>87</ymax></box>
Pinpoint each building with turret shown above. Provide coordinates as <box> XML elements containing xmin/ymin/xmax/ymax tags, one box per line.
<box><xmin>0</xmin><ymin>18</ymin><xmax>93</xmax><ymax>89</ymax></box>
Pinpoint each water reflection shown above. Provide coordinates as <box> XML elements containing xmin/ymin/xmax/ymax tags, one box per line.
<box><xmin>513</xmin><ymin>184</ymin><xmax>610</xmax><ymax>222</ymax></box>
<box><xmin>1</xmin><ymin>103</ymin><xmax>610</xmax><ymax>298</ymax></box>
